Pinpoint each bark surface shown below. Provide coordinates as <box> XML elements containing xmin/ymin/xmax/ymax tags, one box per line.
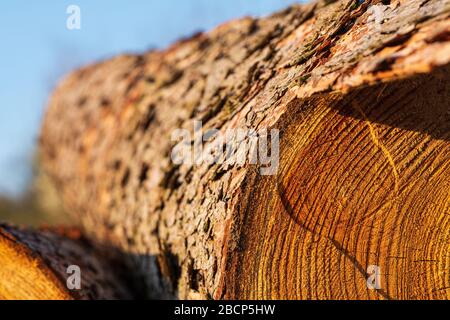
<box><xmin>40</xmin><ymin>0</ymin><xmax>450</xmax><ymax>299</ymax></box>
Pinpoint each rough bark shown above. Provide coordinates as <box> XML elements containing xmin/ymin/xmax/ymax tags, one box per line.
<box><xmin>39</xmin><ymin>0</ymin><xmax>450</xmax><ymax>299</ymax></box>
<box><xmin>0</xmin><ymin>224</ymin><xmax>131</xmax><ymax>299</ymax></box>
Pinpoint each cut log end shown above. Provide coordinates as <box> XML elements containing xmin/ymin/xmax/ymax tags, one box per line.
<box><xmin>225</xmin><ymin>66</ymin><xmax>450</xmax><ymax>300</ymax></box>
<box><xmin>0</xmin><ymin>225</ymin><xmax>132</xmax><ymax>300</ymax></box>
<box><xmin>0</xmin><ymin>228</ymin><xmax>72</xmax><ymax>300</ymax></box>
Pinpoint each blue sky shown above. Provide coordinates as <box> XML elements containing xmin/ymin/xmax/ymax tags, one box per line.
<box><xmin>0</xmin><ymin>0</ymin><xmax>301</xmax><ymax>197</ymax></box>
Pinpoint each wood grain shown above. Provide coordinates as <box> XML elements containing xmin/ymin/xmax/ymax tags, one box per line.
<box><xmin>226</xmin><ymin>67</ymin><xmax>449</xmax><ymax>299</ymax></box>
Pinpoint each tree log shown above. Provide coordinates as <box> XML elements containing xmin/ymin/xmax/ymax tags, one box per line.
<box><xmin>0</xmin><ymin>224</ymin><xmax>132</xmax><ymax>299</ymax></box>
<box><xmin>39</xmin><ymin>0</ymin><xmax>450</xmax><ymax>299</ymax></box>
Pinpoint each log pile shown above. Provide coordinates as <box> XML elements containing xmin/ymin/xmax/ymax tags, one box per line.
<box><xmin>1</xmin><ymin>0</ymin><xmax>449</xmax><ymax>299</ymax></box>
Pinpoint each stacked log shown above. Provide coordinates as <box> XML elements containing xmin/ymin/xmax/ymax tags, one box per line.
<box><xmin>1</xmin><ymin>0</ymin><xmax>449</xmax><ymax>299</ymax></box>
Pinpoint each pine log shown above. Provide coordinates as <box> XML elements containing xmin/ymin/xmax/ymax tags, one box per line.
<box><xmin>40</xmin><ymin>0</ymin><xmax>450</xmax><ymax>299</ymax></box>
<box><xmin>0</xmin><ymin>224</ymin><xmax>132</xmax><ymax>299</ymax></box>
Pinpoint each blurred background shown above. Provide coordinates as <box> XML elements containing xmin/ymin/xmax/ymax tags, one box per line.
<box><xmin>0</xmin><ymin>0</ymin><xmax>302</xmax><ymax>225</ymax></box>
